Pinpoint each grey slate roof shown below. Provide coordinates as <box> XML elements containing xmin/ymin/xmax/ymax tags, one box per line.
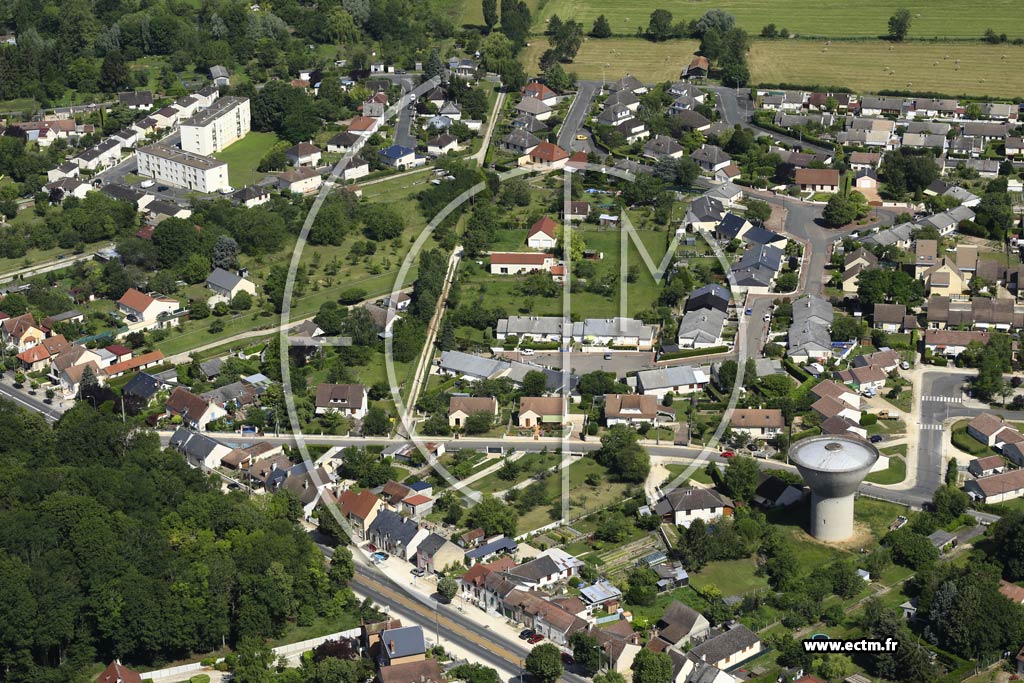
<box><xmin>417</xmin><ymin>532</ymin><xmax>448</xmax><ymax>557</ymax></box>
<box><xmin>655</xmin><ymin>487</ymin><xmax>733</xmax><ymax>514</ymax></box>
<box><xmin>686</xmin><ymin>284</ymin><xmax>730</xmax><ymax>312</ymax></box>
<box><xmin>438</xmin><ymin>350</ymin><xmax>508</xmax><ymax>380</ymax></box>
<box><xmin>206</xmin><ymin>267</ymin><xmax>245</xmax><ymax>292</ymax></box>
<box><xmin>382</xmin><ymin>626</ymin><xmax>426</xmax><ymax>659</ymax></box>
<box><xmin>743</xmin><ymin>226</ymin><xmax>786</xmax><ymax>246</ymax></box>
<box><xmin>686</xmin><ymin>196</ymin><xmax>725</xmax><ymax>223</ymax></box>
<box><xmin>688</xmin><ymin>624</ymin><xmax>759</xmax><ymax>665</ymax></box>
<box><xmin>169</xmin><ymin>426</ymin><xmax>225</xmax><ymax>467</ymax></box>
<box><xmin>465</xmin><ymin>536</ymin><xmax>518</xmax><ymax>559</ymax></box>
<box><xmin>497</xmin><ymin>316</ymin><xmax>569</xmax><ymax>337</ymax></box>
<box><xmin>678</xmin><ymin>308</ymin><xmax>726</xmax><ymax>346</ymax></box>
<box><xmin>636</xmin><ymin>365</ymin><xmax>709</xmax><ymax>392</ymax></box>
<box><xmin>122</xmin><ymin>372</ymin><xmax>163</xmax><ymax>400</ymax></box>
<box><xmin>734</xmin><ymin>244</ymin><xmax>784</xmax><ymax>272</ymax></box>
<box><xmin>368</xmin><ymin>509</ymin><xmax>423</xmax><ymax>548</ymax></box>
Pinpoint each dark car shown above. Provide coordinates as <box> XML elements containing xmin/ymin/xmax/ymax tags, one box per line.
<box><xmin>519</xmin><ymin>629</ymin><xmax>535</xmax><ymax>640</ymax></box>
<box><xmin>869</xmin><ymin>435</ymin><xmax>884</xmax><ymax>443</ymax></box>
<box><xmin>561</xmin><ymin>653</ymin><xmax>575</xmax><ymax>665</ymax></box>
<box><xmin>157</xmin><ymin>185</ymin><xmax>169</xmax><ymax>192</ymax></box>
<box><xmin>527</xmin><ymin>634</ymin><xmax>544</xmax><ymax>644</ymax></box>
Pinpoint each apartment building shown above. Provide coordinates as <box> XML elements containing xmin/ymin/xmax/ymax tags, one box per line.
<box><xmin>179</xmin><ymin>96</ymin><xmax>251</xmax><ymax>155</ymax></box>
<box><xmin>136</xmin><ymin>143</ymin><xmax>230</xmax><ymax>193</ymax></box>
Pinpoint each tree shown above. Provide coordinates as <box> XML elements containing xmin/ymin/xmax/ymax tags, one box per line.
<box><xmin>213</xmin><ymin>235</ymin><xmax>240</xmax><ymax>270</ymax></box>
<box><xmin>625</xmin><ymin>566</ymin><xmax>658</xmax><ymax>606</ymax></box>
<box><xmin>593</xmin><ymin>425</ymin><xmax>650</xmax><ymax>483</ymax></box>
<box><xmin>932</xmin><ymin>484</ymin><xmax>969</xmax><ymax>524</ymax></box>
<box><xmin>722</xmin><ymin>456</ymin><xmax>760</xmax><ymax>501</ymax></box>
<box><xmin>482</xmin><ymin>0</ymin><xmax>498</xmax><ymax>30</ymax></box>
<box><xmin>525</xmin><ymin>643</ymin><xmax>562</xmax><ymax>683</ymax></box>
<box><xmin>449</xmin><ymin>664</ymin><xmax>500</xmax><ymax>683</ymax></box>
<box><xmin>888</xmin><ymin>8</ymin><xmax>912</xmax><ymax>41</ymax></box>
<box><xmin>631</xmin><ymin>649</ymin><xmax>672</xmax><ymax>683</ymax></box>
<box><xmin>521</xmin><ymin>370</ymin><xmax>548</xmax><ymax>397</ymax></box>
<box><xmin>230</xmin><ymin>291</ymin><xmax>253</xmax><ymax>311</ymax></box>
<box><xmin>466</xmin><ymin>494</ymin><xmax>517</xmax><ymax>536</ymax></box>
<box><xmin>823</xmin><ymin>193</ymin><xmax>858</xmax><ymax>227</ymax></box>
<box><xmin>100</xmin><ymin>50</ymin><xmax>130</xmax><ymax>91</ymax></box>
<box><xmin>993</xmin><ymin>511</ymin><xmax>1024</xmax><ymax>581</ymax></box>
<box><xmin>234</xmin><ymin>636</ymin><xmax>275</xmax><ymax>683</ymax></box>
<box><xmin>744</xmin><ymin>199</ymin><xmax>771</xmax><ymax>224</ymax></box>
<box><xmin>591</xmin><ymin>14</ymin><xmax>612</xmax><ymax>38</ymax></box>
<box><xmin>646</xmin><ymin>9</ymin><xmax>675</xmax><ymax>41</ymax></box>
<box><xmin>361</xmin><ymin>406</ymin><xmax>390</xmax><ymax>436</ymax></box>
<box><xmin>437</xmin><ymin>575</ymin><xmax>458</xmax><ymax>602</ymax></box>
<box><xmin>882</xmin><ymin>528</ymin><xmax>938</xmax><ymax>569</ymax></box>
<box><xmin>570</xmin><ymin>632</ymin><xmax>601</xmax><ymax>675</ymax></box>
<box><xmin>463</xmin><ymin>412</ymin><xmax>494</xmax><ymax>435</ymax></box>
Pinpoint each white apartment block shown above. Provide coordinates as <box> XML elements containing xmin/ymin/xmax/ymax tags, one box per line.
<box><xmin>136</xmin><ymin>143</ymin><xmax>230</xmax><ymax>194</ymax></box>
<box><xmin>179</xmin><ymin>96</ymin><xmax>251</xmax><ymax>155</ymax></box>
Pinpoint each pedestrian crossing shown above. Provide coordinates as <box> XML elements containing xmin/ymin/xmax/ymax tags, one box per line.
<box><xmin>919</xmin><ymin>423</ymin><xmax>946</xmax><ymax>431</ymax></box>
<box><xmin>922</xmin><ymin>395</ymin><xmax>962</xmax><ymax>404</ymax></box>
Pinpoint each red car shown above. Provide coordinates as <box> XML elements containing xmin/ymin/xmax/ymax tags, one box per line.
<box><xmin>721</xmin><ymin>451</ymin><xmax>735</xmax><ymax>458</ymax></box>
<box><xmin>527</xmin><ymin>634</ymin><xmax>544</xmax><ymax>644</ymax></box>
<box><xmin>561</xmin><ymin>653</ymin><xmax>575</xmax><ymax>665</ymax></box>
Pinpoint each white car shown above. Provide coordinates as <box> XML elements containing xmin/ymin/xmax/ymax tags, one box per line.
<box><xmin>900</xmin><ymin>361</ymin><xmax>911</xmax><ymax>370</ymax></box>
<box><xmin>140</xmin><ymin>179</ymin><xmax>155</xmax><ymax>188</ymax></box>
<box><xmin>219</xmin><ymin>185</ymin><xmax>235</xmax><ymax>195</ymax></box>
<box><xmin>762</xmin><ymin>314</ymin><xmax>771</xmax><ymax>322</ymax></box>
<box><xmin>520</xmin><ymin>348</ymin><xmax>535</xmax><ymax>356</ymax></box>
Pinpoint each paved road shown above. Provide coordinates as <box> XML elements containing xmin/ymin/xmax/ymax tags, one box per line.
<box><xmin>0</xmin><ymin>376</ymin><xmax>65</xmax><ymax>422</ymax></box>
<box><xmin>0</xmin><ymin>251</ymin><xmax>98</xmax><ymax>284</ymax></box>
<box><xmin>710</xmin><ymin>86</ymin><xmax>834</xmax><ymax>156</ymax></box>
<box><xmin>557</xmin><ymin>81</ymin><xmax>600</xmax><ymax>152</ymax></box>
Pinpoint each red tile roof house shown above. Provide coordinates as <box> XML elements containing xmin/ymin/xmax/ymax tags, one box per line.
<box><xmin>527</xmin><ymin>142</ymin><xmax>569</xmax><ymax>169</ymax></box>
<box><xmin>97</xmin><ymin>660</ymin><xmax>142</xmax><ymax>683</ymax></box>
<box><xmin>165</xmin><ymin>386</ymin><xmax>226</xmax><ymax>431</ymax></box>
<box><xmin>527</xmin><ymin>216</ymin><xmax>559</xmax><ymax>250</ymax></box>
<box><xmin>0</xmin><ymin>312</ymin><xmax>46</xmax><ymax>352</ymax></box>
<box><xmin>315</xmin><ymin>383</ymin><xmax>368</xmax><ymax>420</ymax></box>
<box><xmin>116</xmin><ymin>288</ymin><xmax>180</xmax><ymax>329</ymax></box>
<box><xmin>488</xmin><ymin>252</ymin><xmax>556</xmax><ymax>275</ymax></box>
<box><xmin>336</xmin><ymin>489</ymin><xmax>384</xmax><ymax>539</ymax></box>
<box><xmin>522</xmin><ymin>82</ymin><xmax>558</xmax><ymax>106</ymax></box>
<box><xmin>401</xmin><ymin>493</ymin><xmax>435</xmax><ymax>518</ymax></box>
<box><xmin>16</xmin><ymin>334</ymin><xmax>69</xmax><ymax>372</ymax></box>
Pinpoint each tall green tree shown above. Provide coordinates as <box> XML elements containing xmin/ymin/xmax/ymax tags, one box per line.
<box><xmin>631</xmin><ymin>649</ymin><xmax>672</xmax><ymax>683</ymax></box>
<box><xmin>591</xmin><ymin>15</ymin><xmax>612</xmax><ymax>38</ymax></box>
<box><xmin>525</xmin><ymin>643</ymin><xmax>563</xmax><ymax>683</ymax></box>
<box><xmin>482</xmin><ymin>0</ymin><xmax>498</xmax><ymax>30</ymax></box>
<box><xmin>888</xmin><ymin>8</ymin><xmax>912</xmax><ymax>41</ymax></box>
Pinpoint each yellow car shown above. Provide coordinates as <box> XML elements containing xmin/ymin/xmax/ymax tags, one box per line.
<box><xmin>576</xmin><ymin>134</ymin><xmax>588</xmax><ymax>140</ymax></box>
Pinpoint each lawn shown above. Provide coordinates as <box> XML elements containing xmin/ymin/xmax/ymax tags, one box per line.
<box><xmin>472</xmin><ymin>451</ymin><xmax>562</xmax><ymax>494</ymax></box>
<box><xmin>664</xmin><ymin>463</ymin><xmax>715</xmax><ymax>486</ymax></box>
<box><xmin>212</xmin><ymin>132</ymin><xmax>280</xmax><ymax>188</ymax></box>
<box><xmin>853</xmin><ymin>497</ymin><xmax>909</xmax><ymax>538</ymax></box>
<box><xmin>688</xmin><ymin>557</ymin><xmax>768</xmax><ymax>597</ymax></box>
<box><xmin>865</xmin><ymin>455</ymin><xmax>906</xmax><ymax>485</ymax></box>
<box><xmin>523</xmin><ymin>36</ymin><xmax>1024</xmax><ymax>98</ymax></box>
<box><xmin>515</xmin><ymin>458</ymin><xmax>638</xmax><ymax>534</ymax></box>
<box><xmin>533</xmin><ymin>0</ymin><xmax>1024</xmax><ymax>39</ymax></box>
<box><xmin>951</xmin><ymin>420</ymin><xmax>992</xmax><ymax>456</ymax></box>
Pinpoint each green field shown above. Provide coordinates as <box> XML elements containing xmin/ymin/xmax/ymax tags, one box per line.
<box><xmin>533</xmin><ymin>0</ymin><xmax>1024</xmax><ymax>39</ymax></box>
<box><xmin>688</xmin><ymin>557</ymin><xmax>768</xmax><ymax>597</ymax></box>
<box><xmin>865</xmin><ymin>455</ymin><xmax>906</xmax><ymax>485</ymax></box>
<box><xmin>213</xmin><ymin>132</ymin><xmax>280</xmax><ymax>188</ymax></box>
<box><xmin>522</xmin><ymin>36</ymin><xmax>1024</xmax><ymax>97</ymax></box>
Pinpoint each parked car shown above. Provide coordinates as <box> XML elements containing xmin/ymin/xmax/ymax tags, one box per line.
<box><xmin>745</xmin><ymin>308</ymin><xmax>752</xmax><ymax>315</ymax></box>
<box><xmin>900</xmin><ymin>361</ymin><xmax>910</xmax><ymax>370</ymax></box>
<box><xmin>412</xmin><ymin>567</ymin><xmax>426</xmax><ymax>577</ymax></box>
<box><xmin>527</xmin><ymin>634</ymin><xmax>544</xmax><ymax>644</ymax></box>
<box><xmin>721</xmin><ymin>450</ymin><xmax>736</xmax><ymax>458</ymax></box>
<box><xmin>520</xmin><ymin>348</ymin><xmax>535</xmax><ymax>356</ymax></box>
<box><xmin>561</xmin><ymin>653</ymin><xmax>575</xmax><ymax>665</ymax></box>
<box><xmin>603</xmin><ymin>353</ymin><xmax>612</xmax><ymax>360</ymax></box>
<box><xmin>519</xmin><ymin>629</ymin><xmax>535</xmax><ymax>640</ymax></box>
<box><xmin>869</xmin><ymin>435</ymin><xmax>884</xmax><ymax>443</ymax></box>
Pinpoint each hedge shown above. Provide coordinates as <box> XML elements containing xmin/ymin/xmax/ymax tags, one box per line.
<box><xmin>783</xmin><ymin>359</ymin><xmax>812</xmax><ymax>382</ymax></box>
<box><xmin>659</xmin><ymin>345</ymin><xmax>730</xmax><ymax>361</ymax></box>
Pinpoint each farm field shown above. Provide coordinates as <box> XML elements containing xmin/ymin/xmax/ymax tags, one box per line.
<box><xmin>532</xmin><ymin>0</ymin><xmax>1024</xmax><ymax>39</ymax></box>
<box><xmin>748</xmin><ymin>40</ymin><xmax>1024</xmax><ymax>98</ymax></box>
<box><xmin>521</xmin><ymin>36</ymin><xmax>1024</xmax><ymax>97</ymax></box>
<box><xmin>521</xmin><ymin>38</ymin><xmax>700</xmax><ymax>83</ymax></box>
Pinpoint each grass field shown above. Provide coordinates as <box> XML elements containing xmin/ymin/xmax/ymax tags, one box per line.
<box><xmin>688</xmin><ymin>557</ymin><xmax>768</xmax><ymax>597</ymax></box>
<box><xmin>533</xmin><ymin>0</ymin><xmax>1024</xmax><ymax>39</ymax></box>
<box><xmin>522</xmin><ymin>36</ymin><xmax>1024</xmax><ymax>97</ymax></box>
<box><xmin>213</xmin><ymin>132</ymin><xmax>280</xmax><ymax>188</ymax></box>
<box><xmin>749</xmin><ymin>40</ymin><xmax>1024</xmax><ymax>98</ymax></box>
<box><xmin>865</xmin><ymin>455</ymin><xmax>906</xmax><ymax>484</ymax></box>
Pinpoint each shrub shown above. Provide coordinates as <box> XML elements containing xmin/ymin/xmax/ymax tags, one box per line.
<box><xmin>859</xmin><ymin>413</ymin><xmax>878</xmax><ymax>426</ymax></box>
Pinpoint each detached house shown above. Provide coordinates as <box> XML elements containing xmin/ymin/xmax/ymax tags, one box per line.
<box><xmin>416</xmin><ymin>533</ymin><xmax>465</xmax><ymax>575</ymax></box>
<box><xmin>654</xmin><ymin>487</ymin><xmax>734</xmax><ymax>526</ymax></box>
<box><xmin>691</xmin><ymin>145</ymin><xmax>731</xmax><ymax>173</ymax></box>
<box><xmin>315</xmin><ymin>383</ymin><xmax>368</xmax><ymax>419</ymax></box>
<box><xmin>0</xmin><ymin>313</ymin><xmax>46</xmax><ymax>352</ymax></box>
<box><xmin>795</xmin><ymin>168</ymin><xmax>840</xmax><ymax>193</ymax></box>
<box><xmin>166</xmin><ymin>387</ymin><xmax>225</xmax><ymax>431</ymax></box>
<box><xmin>604</xmin><ymin>394</ymin><xmax>663</xmax><ymax>427</ymax></box>
<box><xmin>117</xmin><ymin>288</ymin><xmax>180</xmax><ymax>329</ymax></box>
<box><xmin>517</xmin><ymin>396</ymin><xmax>566</xmax><ymax>428</ymax></box>
<box><xmin>527</xmin><ymin>216</ymin><xmax>559</xmax><ymax>250</ymax></box>
<box><xmin>729</xmin><ymin>408</ymin><xmax>784</xmax><ymax>439</ymax></box>
<box><xmin>448</xmin><ymin>396</ymin><xmax>499</xmax><ymax>429</ymax></box>
<box><xmin>206</xmin><ymin>268</ymin><xmax>257</xmax><ymax>301</ymax></box>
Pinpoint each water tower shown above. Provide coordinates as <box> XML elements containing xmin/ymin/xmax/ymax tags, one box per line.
<box><xmin>789</xmin><ymin>435</ymin><xmax>879</xmax><ymax>542</ymax></box>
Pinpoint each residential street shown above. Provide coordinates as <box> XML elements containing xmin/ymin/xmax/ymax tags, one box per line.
<box><xmin>557</xmin><ymin>81</ymin><xmax>600</xmax><ymax>152</ymax></box>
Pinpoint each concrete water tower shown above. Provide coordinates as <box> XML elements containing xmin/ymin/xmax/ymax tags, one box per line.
<box><xmin>789</xmin><ymin>435</ymin><xmax>879</xmax><ymax>542</ymax></box>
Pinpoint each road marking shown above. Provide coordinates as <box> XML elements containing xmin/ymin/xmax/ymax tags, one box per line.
<box><xmin>922</xmin><ymin>395</ymin><xmax>962</xmax><ymax>403</ymax></box>
<box><xmin>919</xmin><ymin>423</ymin><xmax>946</xmax><ymax>431</ymax></box>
